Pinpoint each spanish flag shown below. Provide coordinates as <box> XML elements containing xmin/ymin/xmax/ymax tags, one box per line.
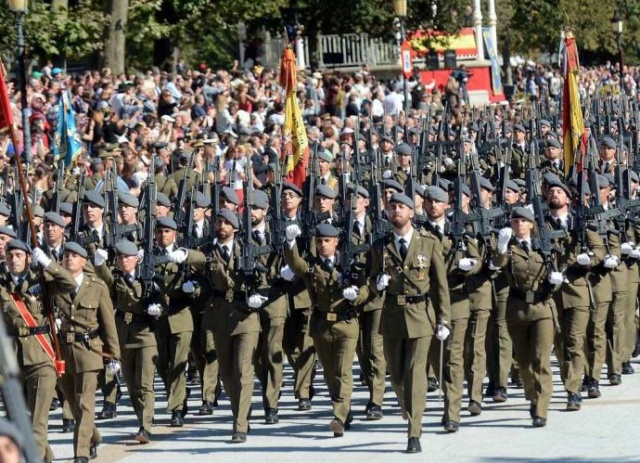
<box><xmin>562</xmin><ymin>30</ymin><xmax>587</xmax><ymax>176</ymax></box>
<box><xmin>0</xmin><ymin>60</ymin><xmax>14</xmax><ymax>131</ymax></box>
<box><xmin>280</xmin><ymin>47</ymin><xmax>309</xmax><ymax>188</ymax></box>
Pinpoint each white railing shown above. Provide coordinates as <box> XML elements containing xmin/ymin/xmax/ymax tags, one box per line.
<box><xmin>261</xmin><ymin>33</ymin><xmax>397</xmax><ymax>70</ymax></box>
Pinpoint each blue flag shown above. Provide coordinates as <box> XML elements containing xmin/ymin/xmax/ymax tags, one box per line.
<box><xmin>54</xmin><ymin>90</ymin><xmax>83</xmax><ymax>166</ymax></box>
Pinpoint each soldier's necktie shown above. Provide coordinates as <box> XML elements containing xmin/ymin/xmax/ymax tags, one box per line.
<box><xmin>324</xmin><ymin>258</ymin><xmax>334</xmax><ymax>273</ymax></box>
<box><xmin>220</xmin><ymin>245</ymin><xmax>230</xmax><ymax>263</ymax></box>
<box><xmin>398</xmin><ymin>238</ymin><xmax>408</xmax><ymax>260</ymax></box>
<box><xmin>126</xmin><ymin>274</ymin><xmax>134</xmax><ymax>285</ymax></box>
<box><xmin>254</xmin><ymin>230</ymin><xmax>264</xmax><ymax>245</ymax></box>
<box><xmin>321</xmin><ymin>178</ymin><xmax>327</xmax><ymax>185</ymax></box>
<box><xmin>52</xmin><ymin>249</ymin><xmax>59</xmax><ymax>262</ymax></box>
<box><xmin>521</xmin><ymin>241</ymin><xmax>530</xmax><ymax>254</ymax></box>
<box><xmin>353</xmin><ymin>221</ymin><xmax>362</xmax><ymax>238</ymax></box>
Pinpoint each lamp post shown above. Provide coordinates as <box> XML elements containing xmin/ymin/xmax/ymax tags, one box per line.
<box><xmin>8</xmin><ymin>0</ymin><xmax>31</xmax><ymax>164</ymax></box>
<box><xmin>393</xmin><ymin>0</ymin><xmax>409</xmax><ymax>114</ymax></box>
<box><xmin>611</xmin><ymin>8</ymin><xmax>624</xmax><ymax>78</ymax></box>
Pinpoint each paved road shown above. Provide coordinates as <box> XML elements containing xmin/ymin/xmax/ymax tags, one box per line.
<box><xmin>48</xmin><ymin>358</ymin><xmax>640</xmax><ymax>463</ymax></box>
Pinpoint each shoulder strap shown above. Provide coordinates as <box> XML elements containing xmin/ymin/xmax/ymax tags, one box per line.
<box><xmin>9</xmin><ymin>292</ymin><xmax>55</xmax><ymax>364</ymax></box>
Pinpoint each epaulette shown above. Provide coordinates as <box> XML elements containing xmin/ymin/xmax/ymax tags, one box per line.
<box><xmin>419</xmin><ymin>228</ymin><xmax>432</xmax><ymax>238</ymax></box>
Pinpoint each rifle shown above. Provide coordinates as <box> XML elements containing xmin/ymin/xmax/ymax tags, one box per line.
<box><xmin>71</xmin><ymin>173</ymin><xmax>86</xmax><ymax>241</ymax></box>
<box><xmin>450</xmin><ymin>148</ymin><xmax>469</xmax><ymax>251</ymax></box>
<box><xmin>49</xmin><ymin>160</ymin><xmax>65</xmax><ymax>214</ymax></box>
<box><xmin>173</xmin><ymin>153</ymin><xmax>193</xmax><ymax>231</ymax></box>
<box><xmin>269</xmin><ymin>155</ymin><xmax>286</xmax><ymax>253</ymax></box>
<box><xmin>139</xmin><ymin>174</ymin><xmax>164</xmax><ymax>300</ymax></box>
<box><xmin>369</xmin><ymin>160</ymin><xmax>390</xmax><ymax>273</ymax></box>
<box><xmin>338</xmin><ymin>179</ymin><xmax>370</xmax><ymax>287</ymax></box>
<box><xmin>468</xmin><ymin>153</ymin><xmax>503</xmax><ymax>248</ymax></box>
<box><xmin>238</xmin><ymin>163</ymin><xmax>270</xmax><ymax>297</ymax></box>
<box><xmin>495</xmin><ymin>138</ymin><xmax>513</xmax><ymax>227</ymax></box>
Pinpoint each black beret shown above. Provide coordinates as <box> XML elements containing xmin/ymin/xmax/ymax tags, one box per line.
<box><xmin>156</xmin><ymin>217</ymin><xmax>178</xmax><ymax>230</ymax></box>
<box><xmin>479</xmin><ymin>177</ymin><xmax>494</xmax><ymax>192</ymax></box>
<box><xmin>315</xmin><ymin>223</ymin><xmax>339</xmax><ymax>237</ymax></box>
<box><xmin>221</xmin><ymin>186</ymin><xmax>239</xmax><ymax>205</ymax></box>
<box><xmin>63</xmin><ymin>241</ymin><xmax>88</xmax><ymax>259</ymax></box>
<box><xmin>390</xmin><ymin>192</ymin><xmax>414</xmax><ymax>209</ymax></box>
<box><xmin>156</xmin><ymin>192</ymin><xmax>171</xmax><ymax>207</ymax></box>
<box><xmin>505</xmin><ymin>179</ymin><xmax>520</xmax><ymax>192</ymax></box>
<box><xmin>540</xmin><ymin>119</ymin><xmax>551</xmax><ymax>128</ymax></box>
<box><xmin>84</xmin><ymin>190</ymin><xmax>106</xmax><ymax>208</ymax></box>
<box><xmin>469</xmin><ymin>122</ymin><xmax>479</xmax><ymax>132</ymax></box>
<box><xmin>314</xmin><ymin>184</ymin><xmax>337</xmax><ymax>199</ymax></box>
<box><xmin>118</xmin><ymin>193</ymin><xmax>139</xmax><ymax>208</ymax></box>
<box><xmin>380</xmin><ymin>134</ymin><xmax>394</xmax><ymax>143</ymax></box>
<box><xmin>282</xmin><ymin>182</ymin><xmax>303</xmax><ymax>197</ymax></box>
<box><xmin>511</xmin><ymin>206</ymin><xmax>534</xmax><ymax>222</ymax></box>
<box><xmin>115</xmin><ymin>240</ymin><xmax>139</xmax><ymax>256</ymax></box>
<box><xmin>0</xmin><ymin>226</ymin><xmax>17</xmax><ymax>238</ymax></box>
<box><xmin>627</xmin><ymin>170</ymin><xmax>639</xmax><ymax>183</ymax></box>
<box><xmin>597</xmin><ymin>174</ymin><xmax>610</xmax><ymax>188</ymax></box>
<box><xmin>194</xmin><ymin>191</ymin><xmax>210</xmax><ymax>209</ymax></box>
<box><xmin>44</xmin><ymin>212</ymin><xmax>65</xmax><ymax>228</ymax></box>
<box><xmin>513</xmin><ymin>123</ymin><xmax>526</xmax><ymax>133</ymax></box>
<box><xmin>546</xmin><ymin>139</ymin><xmax>562</xmax><ymax>149</ymax></box>
<box><xmin>547</xmin><ymin>179</ymin><xmax>572</xmax><ymax>197</ymax></box>
<box><xmin>250</xmin><ymin>190</ymin><xmax>269</xmax><ymax>210</ymax></box>
<box><xmin>216</xmin><ymin>208</ymin><xmax>239</xmax><ymax>229</ymax></box>
<box><xmin>0</xmin><ymin>202</ymin><xmax>9</xmax><ymax>217</ymax></box>
<box><xmin>381</xmin><ymin>179</ymin><xmax>404</xmax><ymax>193</ymax></box>
<box><xmin>414</xmin><ymin>184</ymin><xmax>426</xmax><ymax>198</ymax></box>
<box><xmin>513</xmin><ymin>179</ymin><xmax>526</xmax><ymax>188</ymax></box>
<box><xmin>6</xmin><ymin>239</ymin><xmax>31</xmax><ymax>254</ymax></box>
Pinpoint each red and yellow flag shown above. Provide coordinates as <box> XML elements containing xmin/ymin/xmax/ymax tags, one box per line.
<box><xmin>562</xmin><ymin>31</ymin><xmax>586</xmax><ymax>176</ymax></box>
<box><xmin>0</xmin><ymin>60</ymin><xmax>14</xmax><ymax>131</ymax></box>
<box><xmin>279</xmin><ymin>47</ymin><xmax>309</xmax><ymax>188</ymax></box>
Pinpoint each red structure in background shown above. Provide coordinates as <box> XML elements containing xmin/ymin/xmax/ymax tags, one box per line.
<box><xmin>409</xmin><ymin>27</ymin><xmax>505</xmax><ymax>103</ymax></box>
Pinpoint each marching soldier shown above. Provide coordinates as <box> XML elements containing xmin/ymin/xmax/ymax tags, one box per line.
<box><xmin>510</xmin><ymin>124</ymin><xmax>529</xmax><ymax>180</ymax></box>
<box><xmin>0</xmin><ymin>240</ymin><xmax>76</xmax><ymax>462</ymax></box>
<box><xmin>94</xmin><ymin>240</ymin><xmax>159</xmax><ymax>443</ymax></box>
<box><xmin>284</xmin><ymin>221</ymin><xmax>369</xmax><ymax>436</ymax></box>
<box><xmin>55</xmin><ymin>242</ymin><xmax>120</xmax><ymax>463</ymax></box>
<box><xmin>493</xmin><ymin>207</ymin><xmax>563</xmax><ymax>426</ymax></box>
<box><xmin>368</xmin><ymin>193</ymin><xmax>451</xmax><ymax>453</ymax></box>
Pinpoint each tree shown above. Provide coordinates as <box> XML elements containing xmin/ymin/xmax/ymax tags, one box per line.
<box><xmin>104</xmin><ymin>0</ymin><xmax>129</xmax><ymax>74</ymax></box>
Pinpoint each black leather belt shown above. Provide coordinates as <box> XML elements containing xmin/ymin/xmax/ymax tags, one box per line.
<box><xmin>60</xmin><ymin>330</ymin><xmax>99</xmax><ymax>344</ymax></box>
<box><xmin>510</xmin><ymin>288</ymin><xmax>548</xmax><ymax>304</ymax></box>
<box><xmin>313</xmin><ymin>309</ymin><xmax>358</xmax><ymax>322</ymax></box>
<box><xmin>16</xmin><ymin>325</ymin><xmax>50</xmax><ymax>337</ymax></box>
<box><xmin>116</xmin><ymin>310</ymin><xmax>152</xmax><ymax>325</ymax></box>
<box><xmin>385</xmin><ymin>294</ymin><xmax>427</xmax><ymax>306</ymax></box>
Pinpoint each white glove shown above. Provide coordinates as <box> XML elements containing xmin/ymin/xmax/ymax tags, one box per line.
<box><xmin>247</xmin><ymin>294</ymin><xmax>268</xmax><ymax>309</ymax></box>
<box><xmin>55</xmin><ymin>318</ymin><xmax>62</xmax><ymax>331</ymax></box>
<box><xmin>107</xmin><ymin>359</ymin><xmax>121</xmax><ymax>375</ymax></box>
<box><xmin>376</xmin><ymin>274</ymin><xmax>391</xmax><ymax>291</ymax></box>
<box><xmin>603</xmin><ymin>255</ymin><xmax>619</xmax><ymax>269</ymax></box>
<box><xmin>621</xmin><ymin>242</ymin><xmax>634</xmax><ymax>255</ymax></box>
<box><xmin>167</xmin><ymin>248</ymin><xmax>188</xmax><ymax>264</ymax></box>
<box><xmin>576</xmin><ymin>253</ymin><xmax>591</xmax><ymax>266</ymax></box>
<box><xmin>94</xmin><ymin>248</ymin><xmax>109</xmax><ymax>266</ymax></box>
<box><xmin>632</xmin><ymin>247</ymin><xmax>640</xmax><ymax>259</ymax></box>
<box><xmin>436</xmin><ymin>324</ymin><xmax>451</xmax><ymax>341</ymax></box>
<box><xmin>137</xmin><ymin>249</ymin><xmax>145</xmax><ymax>261</ymax></box>
<box><xmin>443</xmin><ymin>157</ymin><xmax>454</xmax><ymax>167</ymax></box>
<box><xmin>497</xmin><ymin>227</ymin><xmax>513</xmax><ymax>254</ymax></box>
<box><xmin>32</xmin><ymin>248</ymin><xmax>51</xmax><ymax>268</ymax></box>
<box><xmin>548</xmin><ymin>271</ymin><xmax>564</xmax><ymax>285</ymax></box>
<box><xmin>280</xmin><ymin>265</ymin><xmax>295</xmax><ymax>281</ymax></box>
<box><xmin>488</xmin><ymin>260</ymin><xmax>501</xmax><ymax>271</ymax></box>
<box><xmin>147</xmin><ymin>303</ymin><xmax>163</xmax><ymax>317</ymax></box>
<box><xmin>382</xmin><ymin>169</ymin><xmax>393</xmax><ymax>179</ymax></box>
<box><xmin>285</xmin><ymin>224</ymin><xmax>302</xmax><ymax>241</ymax></box>
<box><xmin>457</xmin><ymin>258</ymin><xmax>476</xmax><ymax>272</ymax></box>
<box><xmin>182</xmin><ymin>281</ymin><xmax>196</xmax><ymax>294</ymax></box>
<box><xmin>342</xmin><ymin>286</ymin><xmax>359</xmax><ymax>301</ymax></box>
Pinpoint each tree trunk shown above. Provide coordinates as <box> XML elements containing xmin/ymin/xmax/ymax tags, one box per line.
<box><xmin>51</xmin><ymin>0</ymin><xmax>68</xmax><ymax>68</ymax></box>
<box><xmin>103</xmin><ymin>0</ymin><xmax>128</xmax><ymax>74</ymax></box>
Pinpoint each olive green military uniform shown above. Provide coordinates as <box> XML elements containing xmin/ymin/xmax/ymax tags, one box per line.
<box><xmin>548</xmin><ymin>217</ymin><xmax>605</xmax><ymax>398</ymax></box>
<box><xmin>486</xmin><ymin>269</ymin><xmax>513</xmax><ymax>396</ymax></box>
<box><xmin>54</xmin><ymin>274</ymin><xmax>120</xmax><ymax>460</ymax></box>
<box><xmin>605</xmin><ymin>225</ymin><xmax>628</xmax><ymax>381</ymax></box>
<box><xmin>252</xmin><ymin>234</ymin><xmax>289</xmax><ymax>415</ymax></box>
<box><xmin>153</xmin><ymin>247</ymin><xmax>192</xmax><ymax>416</ymax></box>
<box><xmin>285</xmin><ymin>242</ymin><xmax>369</xmax><ymax>426</ymax></box>
<box><xmin>510</xmin><ymin>145</ymin><xmax>529</xmax><ymax>180</ymax></box>
<box><xmin>187</xmin><ymin>242</ymin><xmax>261</xmax><ymax>436</ymax></box>
<box><xmin>353</xmin><ymin>218</ymin><xmax>387</xmax><ymax>412</ymax></box>
<box><xmin>369</xmin><ymin>228</ymin><xmax>451</xmax><ymax>438</ymax></box>
<box><xmin>494</xmin><ymin>238</ymin><xmax>560</xmax><ymax>420</ymax></box>
<box><xmin>427</xmin><ymin>221</ymin><xmax>481</xmax><ymax>424</ymax></box>
<box><xmin>94</xmin><ymin>264</ymin><xmax>159</xmax><ymax>433</ymax></box>
<box><xmin>84</xmin><ymin>174</ymin><xmax>105</xmax><ymax>193</ymax></box>
<box><xmin>167</xmin><ymin>165</ymin><xmax>202</xmax><ymax>192</ymax></box>
<box><xmin>622</xmin><ymin>224</ymin><xmax>640</xmax><ymax>364</ymax></box>
<box><xmin>0</xmin><ymin>261</ymin><xmax>76</xmax><ymax>462</ymax></box>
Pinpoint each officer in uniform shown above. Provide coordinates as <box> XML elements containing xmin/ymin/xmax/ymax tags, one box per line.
<box><xmin>94</xmin><ymin>240</ymin><xmax>159</xmax><ymax>443</ymax></box>
<box><xmin>171</xmin><ymin>209</ymin><xmax>262</xmax><ymax>444</ymax></box>
<box><xmin>153</xmin><ymin>217</ymin><xmax>192</xmax><ymax>427</ymax></box>
<box><xmin>539</xmin><ymin>139</ymin><xmax>565</xmax><ymax>177</ymax></box>
<box><xmin>368</xmin><ymin>193</ymin><xmax>451</xmax><ymax>453</ymax></box>
<box><xmin>425</xmin><ymin>186</ymin><xmax>481</xmax><ymax>432</ymax></box>
<box><xmin>284</xmin><ymin>221</ymin><xmax>368</xmax><ymax>436</ymax></box>
<box><xmin>55</xmin><ymin>242</ymin><xmax>120</xmax><ymax>463</ymax></box>
<box><xmin>393</xmin><ymin>143</ymin><xmax>413</xmax><ymax>186</ymax></box>
<box><xmin>0</xmin><ymin>240</ymin><xmax>76</xmax><ymax>462</ymax></box>
<box><xmin>493</xmin><ymin>207</ymin><xmax>563</xmax><ymax>426</ymax></box>
<box><xmin>510</xmin><ymin>124</ymin><xmax>530</xmax><ymax>180</ymax></box>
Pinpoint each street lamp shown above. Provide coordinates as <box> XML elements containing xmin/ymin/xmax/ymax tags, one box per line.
<box><xmin>393</xmin><ymin>0</ymin><xmax>409</xmax><ymax>114</ymax></box>
<box><xmin>611</xmin><ymin>8</ymin><xmax>624</xmax><ymax>77</ymax></box>
<box><xmin>7</xmin><ymin>0</ymin><xmax>31</xmax><ymax>164</ymax></box>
